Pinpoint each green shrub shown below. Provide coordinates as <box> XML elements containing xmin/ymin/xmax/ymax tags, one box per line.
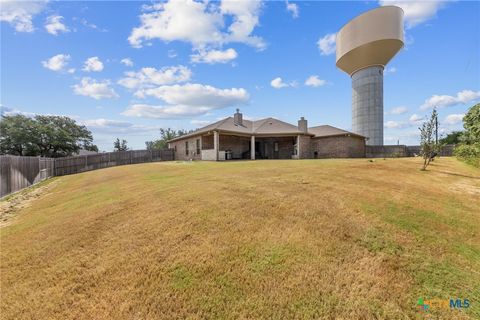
<box><xmin>454</xmin><ymin>144</ymin><xmax>480</xmax><ymax>167</ymax></box>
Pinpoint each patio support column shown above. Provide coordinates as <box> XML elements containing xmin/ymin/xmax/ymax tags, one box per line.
<box><xmin>297</xmin><ymin>135</ymin><xmax>301</xmax><ymax>159</ymax></box>
<box><xmin>214</xmin><ymin>131</ymin><xmax>219</xmax><ymax>161</ymax></box>
<box><xmin>251</xmin><ymin>136</ymin><xmax>255</xmax><ymax>160</ymax></box>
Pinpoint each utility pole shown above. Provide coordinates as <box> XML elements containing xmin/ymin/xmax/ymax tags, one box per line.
<box><xmin>435</xmin><ymin>111</ymin><xmax>439</xmax><ymax>145</ymax></box>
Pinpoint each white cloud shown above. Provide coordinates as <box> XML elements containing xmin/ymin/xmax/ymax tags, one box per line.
<box><xmin>384</xmin><ymin>120</ymin><xmax>403</xmax><ymax>129</ymax></box>
<box><xmin>123</xmin><ymin>83</ymin><xmax>249</xmax><ymax>119</ymax></box>
<box><xmin>389</xmin><ymin>106</ymin><xmax>408</xmax><ymax>115</ymax></box>
<box><xmin>271</xmin><ymin>77</ymin><xmax>287</xmax><ymax>89</ymax></box>
<box><xmin>84</xmin><ymin>118</ymin><xmax>133</xmax><ymax>128</ymax></box>
<box><xmin>270</xmin><ymin>77</ymin><xmax>297</xmax><ymax>89</ymax></box>
<box><xmin>82</xmin><ymin>57</ymin><xmax>104</xmax><ymax>72</ymax></box>
<box><xmin>137</xmin><ymin>83</ymin><xmax>249</xmax><ymax>108</ymax></box>
<box><xmin>379</xmin><ymin>0</ymin><xmax>448</xmax><ymax>29</ymax></box>
<box><xmin>304</xmin><ymin>75</ymin><xmax>326</xmax><ymax>87</ymax></box>
<box><xmin>122</xmin><ymin>104</ymin><xmax>212</xmax><ymax>119</ymax></box>
<box><xmin>120</xmin><ymin>58</ymin><xmax>134</xmax><ymax>67</ymax></box>
<box><xmin>190</xmin><ymin>119</ymin><xmax>212</xmax><ymax>126</ymax></box>
<box><xmin>41</xmin><ymin>54</ymin><xmax>71</xmax><ymax>72</ymax></box>
<box><xmin>444</xmin><ymin>113</ymin><xmax>464</xmax><ymax>125</ymax></box>
<box><xmin>420</xmin><ymin>90</ymin><xmax>480</xmax><ymax>110</ymax></box>
<box><xmin>80</xmin><ymin>18</ymin><xmax>107</xmax><ymax>32</ymax></box>
<box><xmin>317</xmin><ymin>33</ymin><xmax>336</xmax><ymax>55</ymax></box>
<box><xmin>286</xmin><ymin>1</ymin><xmax>299</xmax><ymax>18</ymax></box>
<box><xmin>118</xmin><ymin>65</ymin><xmax>192</xmax><ymax>90</ymax></box>
<box><xmin>45</xmin><ymin>15</ymin><xmax>69</xmax><ymax>35</ymax></box>
<box><xmin>409</xmin><ymin>113</ymin><xmax>424</xmax><ymax>124</ymax></box>
<box><xmin>384</xmin><ymin>66</ymin><xmax>397</xmax><ymax>75</ymax></box>
<box><xmin>128</xmin><ymin>0</ymin><xmax>265</xmax><ymax>50</ymax></box>
<box><xmin>219</xmin><ymin>0</ymin><xmax>265</xmax><ymax>49</ymax></box>
<box><xmin>190</xmin><ymin>48</ymin><xmax>238</xmax><ymax>64</ymax></box>
<box><xmin>72</xmin><ymin>77</ymin><xmax>119</xmax><ymax>100</ymax></box>
<box><xmin>0</xmin><ymin>0</ymin><xmax>47</xmax><ymax>32</ymax></box>
<box><xmin>83</xmin><ymin>118</ymin><xmax>158</xmax><ymax>134</ymax></box>
<box><xmin>0</xmin><ymin>105</ymin><xmax>36</xmax><ymax>117</ymax></box>
<box><xmin>384</xmin><ymin>113</ymin><xmax>424</xmax><ymax>129</ymax></box>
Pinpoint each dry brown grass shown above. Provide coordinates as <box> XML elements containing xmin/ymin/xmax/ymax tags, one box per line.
<box><xmin>1</xmin><ymin>158</ymin><xmax>479</xmax><ymax>319</ymax></box>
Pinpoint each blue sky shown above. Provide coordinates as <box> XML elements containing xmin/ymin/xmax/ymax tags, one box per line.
<box><xmin>1</xmin><ymin>0</ymin><xmax>479</xmax><ymax>151</ymax></box>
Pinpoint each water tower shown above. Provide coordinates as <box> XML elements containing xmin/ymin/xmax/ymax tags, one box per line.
<box><xmin>336</xmin><ymin>6</ymin><xmax>404</xmax><ymax>145</ymax></box>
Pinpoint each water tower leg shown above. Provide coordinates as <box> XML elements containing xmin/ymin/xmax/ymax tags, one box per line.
<box><xmin>351</xmin><ymin>65</ymin><xmax>384</xmax><ymax>146</ymax></box>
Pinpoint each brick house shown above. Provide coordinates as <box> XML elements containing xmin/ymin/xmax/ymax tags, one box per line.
<box><xmin>168</xmin><ymin>110</ymin><xmax>366</xmax><ymax>160</ymax></box>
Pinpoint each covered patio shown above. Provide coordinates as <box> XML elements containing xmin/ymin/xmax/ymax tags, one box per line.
<box><xmin>200</xmin><ymin>132</ymin><xmax>300</xmax><ymax>160</ymax></box>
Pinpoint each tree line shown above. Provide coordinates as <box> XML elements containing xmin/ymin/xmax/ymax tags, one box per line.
<box><xmin>1</xmin><ymin>113</ymin><xmax>193</xmax><ymax>157</ymax></box>
<box><xmin>451</xmin><ymin>103</ymin><xmax>480</xmax><ymax>167</ymax></box>
<box><xmin>144</xmin><ymin>128</ymin><xmax>192</xmax><ymax>150</ymax></box>
<box><xmin>419</xmin><ymin>103</ymin><xmax>479</xmax><ymax>169</ymax></box>
<box><xmin>0</xmin><ymin>114</ymin><xmax>97</xmax><ymax>157</ymax></box>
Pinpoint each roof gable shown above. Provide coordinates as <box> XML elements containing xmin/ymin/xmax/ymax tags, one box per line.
<box><xmin>308</xmin><ymin>125</ymin><xmax>364</xmax><ymax>138</ymax></box>
<box><xmin>167</xmin><ymin>117</ymin><xmax>364</xmax><ymax>142</ymax></box>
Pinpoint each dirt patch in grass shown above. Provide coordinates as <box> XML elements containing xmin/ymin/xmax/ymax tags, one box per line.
<box><xmin>1</xmin><ymin>158</ymin><xmax>478</xmax><ymax>319</ymax></box>
<box><xmin>0</xmin><ymin>178</ymin><xmax>58</xmax><ymax>228</ymax></box>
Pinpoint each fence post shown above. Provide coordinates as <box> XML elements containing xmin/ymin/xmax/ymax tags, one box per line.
<box><xmin>85</xmin><ymin>155</ymin><xmax>88</xmax><ymax>170</ymax></box>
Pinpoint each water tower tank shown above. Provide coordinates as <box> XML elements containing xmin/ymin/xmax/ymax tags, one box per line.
<box><xmin>336</xmin><ymin>6</ymin><xmax>404</xmax><ymax>145</ymax></box>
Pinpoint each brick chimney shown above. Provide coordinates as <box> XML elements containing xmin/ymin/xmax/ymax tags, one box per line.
<box><xmin>234</xmin><ymin>108</ymin><xmax>243</xmax><ymax>126</ymax></box>
<box><xmin>298</xmin><ymin>117</ymin><xmax>308</xmax><ymax>133</ymax></box>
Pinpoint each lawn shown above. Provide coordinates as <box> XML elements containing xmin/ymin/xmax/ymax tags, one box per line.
<box><xmin>1</xmin><ymin>158</ymin><xmax>479</xmax><ymax>319</ymax></box>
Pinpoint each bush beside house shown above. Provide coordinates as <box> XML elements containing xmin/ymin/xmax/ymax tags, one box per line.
<box><xmin>454</xmin><ymin>103</ymin><xmax>480</xmax><ymax>168</ymax></box>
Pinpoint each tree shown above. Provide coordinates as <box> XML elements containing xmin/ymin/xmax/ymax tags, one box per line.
<box><xmin>113</xmin><ymin>138</ymin><xmax>129</xmax><ymax>152</ymax></box>
<box><xmin>461</xmin><ymin>103</ymin><xmax>480</xmax><ymax>144</ymax></box>
<box><xmin>439</xmin><ymin>131</ymin><xmax>463</xmax><ymax>145</ymax></box>
<box><xmin>33</xmin><ymin>115</ymin><xmax>96</xmax><ymax>157</ymax></box>
<box><xmin>419</xmin><ymin>108</ymin><xmax>442</xmax><ymax>170</ymax></box>
<box><xmin>0</xmin><ymin>114</ymin><xmax>37</xmax><ymax>155</ymax></box>
<box><xmin>0</xmin><ymin>114</ymin><xmax>97</xmax><ymax>157</ymax></box>
<box><xmin>454</xmin><ymin>103</ymin><xmax>480</xmax><ymax>167</ymax></box>
<box><xmin>145</xmin><ymin>128</ymin><xmax>192</xmax><ymax>150</ymax></box>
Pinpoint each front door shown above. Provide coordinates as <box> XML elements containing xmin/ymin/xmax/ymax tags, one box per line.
<box><xmin>255</xmin><ymin>141</ymin><xmax>261</xmax><ymax>159</ymax></box>
<box><xmin>273</xmin><ymin>142</ymin><xmax>279</xmax><ymax>159</ymax></box>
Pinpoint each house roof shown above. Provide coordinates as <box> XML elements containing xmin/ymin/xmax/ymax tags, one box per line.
<box><xmin>308</xmin><ymin>125</ymin><xmax>365</xmax><ymax>138</ymax></box>
<box><xmin>167</xmin><ymin>117</ymin><xmax>364</xmax><ymax>142</ymax></box>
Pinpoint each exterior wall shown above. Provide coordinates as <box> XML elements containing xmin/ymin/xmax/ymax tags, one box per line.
<box><xmin>169</xmin><ymin>135</ymin><xmax>203</xmax><ymax>161</ymax></box>
<box><xmin>352</xmin><ymin>66</ymin><xmax>384</xmax><ymax>146</ymax></box>
<box><xmin>219</xmin><ymin>135</ymin><xmax>250</xmax><ymax>159</ymax></box>
<box><xmin>311</xmin><ymin>136</ymin><xmax>365</xmax><ymax>158</ymax></box>
<box><xmin>298</xmin><ymin>135</ymin><xmax>312</xmax><ymax>159</ymax></box>
<box><xmin>257</xmin><ymin>137</ymin><xmax>296</xmax><ymax>159</ymax></box>
<box><xmin>202</xmin><ymin>134</ymin><xmax>214</xmax><ymax>150</ymax></box>
<box><xmin>170</xmin><ymin>133</ymin><xmax>369</xmax><ymax>160</ymax></box>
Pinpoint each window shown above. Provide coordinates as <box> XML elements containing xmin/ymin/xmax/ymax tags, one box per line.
<box><xmin>174</xmin><ymin>145</ymin><xmax>177</xmax><ymax>152</ymax></box>
<box><xmin>196</xmin><ymin>139</ymin><xmax>200</xmax><ymax>155</ymax></box>
<box><xmin>185</xmin><ymin>141</ymin><xmax>189</xmax><ymax>155</ymax></box>
<box><xmin>274</xmin><ymin>142</ymin><xmax>279</xmax><ymax>152</ymax></box>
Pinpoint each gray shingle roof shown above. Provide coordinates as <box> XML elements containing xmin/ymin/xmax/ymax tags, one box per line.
<box><xmin>168</xmin><ymin>117</ymin><xmax>364</xmax><ymax>142</ymax></box>
<box><xmin>308</xmin><ymin>125</ymin><xmax>364</xmax><ymax>138</ymax></box>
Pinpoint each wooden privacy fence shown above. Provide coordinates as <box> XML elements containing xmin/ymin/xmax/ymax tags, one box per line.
<box><xmin>0</xmin><ymin>149</ymin><xmax>174</xmax><ymax>198</ymax></box>
<box><xmin>0</xmin><ymin>155</ymin><xmax>55</xmax><ymax>198</ymax></box>
<box><xmin>366</xmin><ymin>144</ymin><xmax>456</xmax><ymax>158</ymax></box>
<box><xmin>54</xmin><ymin>149</ymin><xmax>174</xmax><ymax>176</ymax></box>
